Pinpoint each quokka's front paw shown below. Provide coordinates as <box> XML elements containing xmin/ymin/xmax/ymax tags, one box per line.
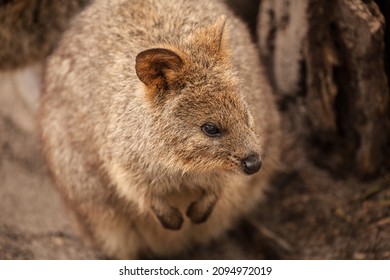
<box><xmin>151</xmin><ymin>204</ymin><xmax>184</xmax><ymax>230</ymax></box>
<box><xmin>186</xmin><ymin>193</ymin><xmax>218</xmax><ymax>224</ymax></box>
<box><xmin>186</xmin><ymin>201</ymin><xmax>213</xmax><ymax>224</ymax></box>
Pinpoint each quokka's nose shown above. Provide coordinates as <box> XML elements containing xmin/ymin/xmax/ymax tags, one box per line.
<box><xmin>241</xmin><ymin>153</ymin><xmax>262</xmax><ymax>175</ymax></box>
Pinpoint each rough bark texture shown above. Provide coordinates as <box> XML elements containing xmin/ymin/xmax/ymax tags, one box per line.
<box><xmin>254</xmin><ymin>0</ymin><xmax>390</xmax><ymax>259</ymax></box>
<box><xmin>375</xmin><ymin>0</ymin><xmax>390</xmax><ymax>81</ymax></box>
<box><xmin>0</xmin><ymin>0</ymin><xmax>91</xmax><ymax>70</ymax></box>
<box><xmin>258</xmin><ymin>0</ymin><xmax>390</xmax><ymax>179</ymax></box>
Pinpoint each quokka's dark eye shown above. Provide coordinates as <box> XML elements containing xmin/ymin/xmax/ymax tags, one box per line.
<box><xmin>201</xmin><ymin>123</ymin><xmax>222</xmax><ymax>137</ymax></box>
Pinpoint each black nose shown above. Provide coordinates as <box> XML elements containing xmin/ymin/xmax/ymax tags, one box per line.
<box><xmin>241</xmin><ymin>153</ymin><xmax>262</xmax><ymax>175</ymax></box>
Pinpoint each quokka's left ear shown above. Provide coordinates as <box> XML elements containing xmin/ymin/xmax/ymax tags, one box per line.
<box><xmin>135</xmin><ymin>48</ymin><xmax>184</xmax><ymax>91</ymax></box>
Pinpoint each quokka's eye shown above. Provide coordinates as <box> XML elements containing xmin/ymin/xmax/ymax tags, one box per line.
<box><xmin>201</xmin><ymin>123</ymin><xmax>222</xmax><ymax>137</ymax></box>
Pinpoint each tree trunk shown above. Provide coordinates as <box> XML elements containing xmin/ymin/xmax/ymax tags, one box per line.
<box><xmin>0</xmin><ymin>0</ymin><xmax>91</xmax><ymax>70</ymax></box>
<box><xmin>258</xmin><ymin>0</ymin><xmax>390</xmax><ymax>179</ymax></box>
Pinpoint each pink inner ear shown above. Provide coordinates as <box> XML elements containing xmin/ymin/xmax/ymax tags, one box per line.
<box><xmin>135</xmin><ymin>48</ymin><xmax>183</xmax><ymax>88</ymax></box>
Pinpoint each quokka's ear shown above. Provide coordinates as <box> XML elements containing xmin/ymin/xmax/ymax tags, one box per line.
<box><xmin>192</xmin><ymin>15</ymin><xmax>229</xmax><ymax>57</ymax></box>
<box><xmin>212</xmin><ymin>15</ymin><xmax>228</xmax><ymax>53</ymax></box>
<box><xmin>135</xmin><ymin>48</ymin><xmax>184</xmax><ymax>90</ymax></box>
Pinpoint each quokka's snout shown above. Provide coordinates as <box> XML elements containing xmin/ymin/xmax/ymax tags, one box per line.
<box><xmin>241</xmin><ymin>152</ymin><xmax>262</xmax><ymax>175</ymax></box>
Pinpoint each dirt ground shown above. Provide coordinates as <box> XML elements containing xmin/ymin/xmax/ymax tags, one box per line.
<box><xmin>0</xmin><ymin>65</ymin><xmax>97</xmax><ymax>259</ymax></box>
<box><xmin>0</xmin><ymin>65</ymin><xmax>389</xmax><ymax>260</ymax></box>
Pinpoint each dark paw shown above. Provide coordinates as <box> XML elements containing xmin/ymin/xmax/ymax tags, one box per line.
<box><xmin>186</xmin><ymin>201</ymin><xmax>214</xmax><ymax>224</ymax></box>
<box><xmin>151</xmin><ymin>205</ymin><xmax>184</xmax><ymax>230</ymax></box>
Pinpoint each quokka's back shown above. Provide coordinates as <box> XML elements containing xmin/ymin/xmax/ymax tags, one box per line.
<box><xmin>40</xmin><ymin>0</ymin><xmax>281</xmax><ymax>259</ymax></box>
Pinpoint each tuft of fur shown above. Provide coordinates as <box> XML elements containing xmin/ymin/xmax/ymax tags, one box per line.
<box><xmin>40</xmin><ymin>0</ymin><xmax>281</xmax><ymax>259</ymax></box>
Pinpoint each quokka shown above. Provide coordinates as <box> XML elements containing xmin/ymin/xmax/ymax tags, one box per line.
<box><xmin>40</xmin><ymin>0</ymin><xmax>281</xmax><ymax>259</ymax></box>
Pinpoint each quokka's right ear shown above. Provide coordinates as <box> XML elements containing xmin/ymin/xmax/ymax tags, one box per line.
<box><xmin>135</xmin><ymin>48</ymin><xmax>184</xmax><ymax>92</ymax></box>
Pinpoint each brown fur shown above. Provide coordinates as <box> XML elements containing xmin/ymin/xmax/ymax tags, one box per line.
<box><xmin>40</xmin><ymin>0</ymin><xmax>281</xmax><ymax>259</ymax></box>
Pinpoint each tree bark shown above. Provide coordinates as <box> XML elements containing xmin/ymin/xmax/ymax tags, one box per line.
<box><xmin>258</xmin><ymin>0</ymin><xmax>390</xmax><ymax>179</ymax></box>
<box><xmin>0</xmin><ymin>0</ymin><xmax>91</xmax><ymax>70</ymax></box>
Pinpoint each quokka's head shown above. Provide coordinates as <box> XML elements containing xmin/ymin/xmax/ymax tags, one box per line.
<box><xmin>135</xmin><ymin>16</ymin><xmax>262</xmax><ymax>176</ymax></box>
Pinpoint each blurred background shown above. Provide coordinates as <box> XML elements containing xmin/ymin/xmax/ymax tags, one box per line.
<box><xmin>0</xmin><ymin>0</ymin><xmax>389</xmax><ymax>259</ymax></box>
